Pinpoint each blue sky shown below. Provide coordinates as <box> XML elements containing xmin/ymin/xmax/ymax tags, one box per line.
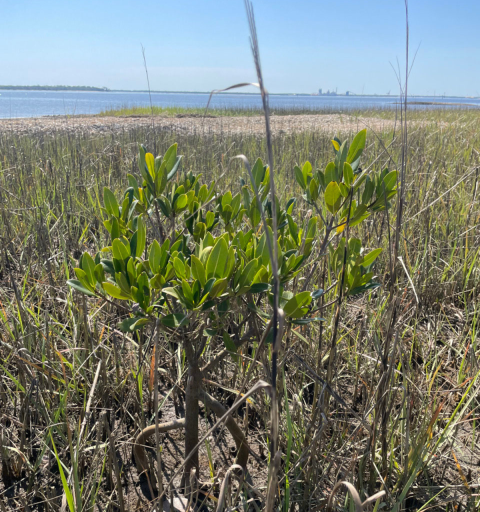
<box><xmin>1</xmin><ymin>0</ymin><xmax>479</xmax><ymax>96</ymax></box>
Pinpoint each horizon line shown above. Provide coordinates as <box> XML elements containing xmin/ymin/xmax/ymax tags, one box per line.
<box><xmin>0</xmin><ymin>85</ymin><xmax>478</xmax><ymax>99</ymax></box>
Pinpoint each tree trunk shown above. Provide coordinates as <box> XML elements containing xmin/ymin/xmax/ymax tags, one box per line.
<box><xmin>184</xmin><ymin>362</ymin><xmax>200</xmax><ymax>491</ymax></box>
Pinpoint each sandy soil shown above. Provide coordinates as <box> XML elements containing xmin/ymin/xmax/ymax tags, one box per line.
<box><xmin>0</xmin><ymin>113</ymin><xmax>400</xmax><ymax>137</ymax></box>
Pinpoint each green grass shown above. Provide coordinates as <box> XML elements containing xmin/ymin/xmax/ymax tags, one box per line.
<box><xmin>98</xmin><ymin>104</ymin><xmax>318</xmax><ymax>117</ymax></box>
<box><xmin>98</xmin><ymin>103</ymin><xmax>389</xmax><ymax>118</ymax></box>
<box><xmin>98</xmin><ymin>102</ymin><xmax>480</xmax><ymax>121</ymax></box>
<box><xmin>0</xmin><ymin>109</ymin><xmax>480</xmax><ymax>511</ymax></box>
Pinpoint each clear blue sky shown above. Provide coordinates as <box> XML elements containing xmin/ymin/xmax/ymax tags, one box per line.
<box><xmin>1</xmin><ymin>0</ymin><xmax>479</xmax><ymax>96</ymax></box>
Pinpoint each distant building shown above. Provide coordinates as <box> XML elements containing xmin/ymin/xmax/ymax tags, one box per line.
<box><xmin>318</xmin><ymin>88</ymin><xmax>338</xmax><ymax>96</ymax></box>
<box><xmin>346</xmin><ymin>91</ymin><xmax>350</xmax><ymax>96</ymax></box>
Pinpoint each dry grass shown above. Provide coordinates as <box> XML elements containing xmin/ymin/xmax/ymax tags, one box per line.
<box><xmin>0</xmin><ymin>112</ymin><xmax>407</xmax><ymax>137</ymax></box>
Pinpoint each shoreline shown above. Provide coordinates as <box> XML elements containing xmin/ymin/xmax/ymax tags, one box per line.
<box><xmin>0</xmin><ymin>113</ymin><xmax>403</xmax><ymax>136</ymax></box>
<box><xmin>2</xmin><ymin>88</ymin><xmax>479</xmax><ymax>100</ymax></box>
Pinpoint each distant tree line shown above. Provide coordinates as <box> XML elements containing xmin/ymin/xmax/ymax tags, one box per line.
<box><xmin>0</xmin><ymin>85</ymin><xmax>110</xmax><ymax>91</ymax></box>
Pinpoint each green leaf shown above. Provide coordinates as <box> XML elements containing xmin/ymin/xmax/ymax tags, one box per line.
<box><xmin>217</xmin><ymin>298</ymin><xmax>229</xmax><ymax>315</ymax></box>
<box><xmin>162</xmin><ymin>143</ymin><xmax>177</xmax><ymax>173</ymax></box>
<box><xmin>161</xmin><ymin>313</ymin><xmax>189</xmax><ymax>328</ymax></box>
<box><xmin>129</xmin><ymin>230</ymin><xmax>138</xmax><ymax>261</ymax></box>
<box><xmin>309</xmin><ymin>178</ymin><xmax>319</xmax><ymax>202</ymax></box>
<box><xmin>173</xmin><ymin>257</ymin><xmax>186</xmax><ymax>279</ymax></box>
<box><xmin>222</xmin><ymin>331</ymin><xmax>238</xmax><ymax>362</ymax></box>
<box><xmin>155</xmin><ymin>163</ymin><xmax>167</xmax><ymax>196</ymax></box>
<box><xmin>135</xmin><ymin>215</ymin><xmax>146</xmax><ymax>257</ymax></box>
<box><xmin>102</xmin><ymin>282</ymin><xmax>131</xmax><ymax>300</ymax></box>
<box><xmin>382</xmin><ymin>170</ymin><xmax>398</xmax><ymax>191</ymax></box>
<box><xmin>249</xmin><ymin>283</ymin><xmax>269</xmax><ymax>293</ymax></box>
<box><xmin>94</xmin><ymin>263</ymin><xmax>105</xmax><ymax>284</ymax></box>
<box><xmin>339</xmin><ymin>182</ymin><xmax>350</xmax><ymax>198</ymax></box>
<box><xmin>343</xmin><ymin>162</ymin><xmax>354</xmax><ymax>186</ymax></box>
<box><xmin>205</xmin><ymin>211</ymin><xmax>215</xmax><ymax>229</ymax></box>
<box><xmin>156</xmin><ymin>198</ymin><xmax>171</xmax><ymax>217</ymax></box>
<box><xmin>167</xmin><ymin>156</ymin><xmax>183</xmax><ymax>181</ymax></box>
<box><xmin>149</xmin><ymin>240</ymin><xmax>162</xmax><ymax>273</ymax></box>
<box><xmin>181</xmin><ymin>279</ymin><xmax>194</xmax><ymax>304</ymax></box>
<box><xmin>67</xmin><ymin>279</ymin><xmax>96</xmax><ymax>296</ymax></box>
<box><xmin>225</xmin><ymin>246</ymin><xmax>236</xmax><ymax>279</ymax></box>
<box><xmin>287</xmin><ymin>214</ymin><xmax>299</xmax><ymax>243</ymax></box>
<box><xmin>162</xmin><ymin>287</ymin><xmax>182</xmax><ymax>300</ymax></box>
<box><xmin>236</xmin><ymin>258</ymin><xmax>258</xmax><ymax>292</ymax></box>
<box><xmin>252</xmin><ymin>266</ymin><xmax>268</xmax><ymax>284</ymax></box>
<box><xmin>198</xmin><ymin>184</ymin><xmax>208</xmax><ymax>203</ymax></box>
<box><xmin>140</xmin><ymin>157</ymin><xmax>155</xmax><ymax>193</ymax></box>
<box><xmin>150</xmin><ymin>273</ymin><xmax>165</xmax><ymax>290</ymax></box>
<box><xmin>101</xmin><ymin>259</ymin><xmax>115</xmax><ymax>275</ymax></box>
<box><xmin>110</xmin><ymin>217</ymin><xmax>120</xmax><ymax>240</ymax></box>
<box><xmin>201</xmin><ymin>300</ymin><xmax>216</xmax><ymax>311</ymax></box>
<box><xmin>145</xmin><ymin>153</ymin><xmax>155</xmax><ymax>178</ymax></box>
<box><xmin>348</xmin><ymin>237</ymin><xmax>362</xmax><ymax>256</ymax></box>
<box><xmin>127</xmin><ymin>173</ymin><xmax>140</xmax><ymax>196</ymax></box>
<box><xmin>361</xmin><ymin>248</ymin><xmax>383</xmax><ymax>268</ymax></box>
<box><xmin>302</xmin><ymin>161</ymin><xmax>312</xmax><ymax>185</ymax></box>
<box><xmin>138</xmin><ymin>144</ymin><xmax>147</xmax><ymax>171</ymax></box>
<box><xmin>306</xmin><ymin>216</ymin><xmax>317</xmax><ymax>239</ymax></box>
<box><xmin>348</xmin><ymin>282</ymin><xmax>381</xmax><ymax>296</ymax></box>
<box><xmin>193</xmin><ymin>222</ymin><xmax>206</xmax><ymax>240</ymax></box>
<box><xmin>335</xmin><ymin>141</ymin><xmax>348</xmax><ymax>182</ymax></box>
<box><xmin>362</xmin><ymin>176</ymin><xmax>375</xmax><ymax>204</ymax></box>
<box><xmin>114</xmin><ymin>272</ymin><xmax>131</xmax><ymax>295</ymax></box>
<box><xmin>283</xmin><ymin>291</ymin><xmax>312</xmax><ymax>318</ymax></box>
<box><xmin>160</xmin><ymin>144</ymin><xmax>182</xmax><ymax>182</ymax></box>
<box><xmin>208</xmin><ymin>277</ymin><xmax>228</xmax><ymax>298</ymax></box>
<box><xmin>112</xmin><ymin>238</ymin><xmax>130</xmax><ymax>261</ymax></box>
<box><xmin>137</xmin><ymin>271</ymin><xmax>150</xmax><ymax>296</ymax></box>
<box><xmin>251</xmin><ymin>158</ymin><xmax>265</xmax><ymax>189</ymax></box>
<box><xmin>190</xmin><ymin>255</ymin><xmax>206</xmax><ymax>287</ymax></box>
<box><xmin>221</xmin><ymin>191</ymin><xmax>232</xmax><ymax>209</ymax></box>
<box><xmin>294</xmin><ymin>166</ymin><xmax>306</xmax><ymax>190</ymax></box>
<box><xmin>349</xmin><ymin>204</ymin><xmax>369</xmax><ymax>228</ymax></box>
<box><xmin>175</xmin><ymin>193</ymin><xmax>188</xmax><ymax>211</ymax></box>
<box><xmin>103</xmin><ymin>187</ymin><xmax>119</xmax><ymax>218</ymax></box>
<box><xmin>347</xmin><ymin>129</ymin><xmax>367</xmax><ymax>164</ymax></box>
<box><xmin>80</xmin><ymin>252</ymin><xmax>96</xmax><ymax>285</ymax></box>
<box><xmin>206</xmin><ymin>238</ymin><xmax>229</xmax><ymax>279</ymax></box>
<box><xmin>50</xmin><ymin>434</ymin><xmax>75</xmax><ymax>512</ymax></box>
<box><xmin>324</xmin><ymin>181</ymin><xmax>342</xmax><ymax>214</ymax></box>
<box><xmin>119</xmin><ymin>317</ymin><xmax>151</xmax><ymax>332</ymax></box>
<box><xmin>324</xmin><ymin>162</ymin><xmax>336</xmax><ymax>185</ymax></box>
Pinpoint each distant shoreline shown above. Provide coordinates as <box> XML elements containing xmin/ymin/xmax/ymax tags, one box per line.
<box><xmin>0</xmin><ymin>86</ymin><xmax>479</xmax><ymax>100</ymax></box>
<box><xmin>0</xmin><ymin>85</ymin><xmax>108</xmax><ymax>92</ymax></box>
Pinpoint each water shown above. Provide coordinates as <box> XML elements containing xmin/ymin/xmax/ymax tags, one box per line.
<box><xmin>1</xmin><ymin>89</ymin><xmax>479</xmax><ymax>119</ymax></box>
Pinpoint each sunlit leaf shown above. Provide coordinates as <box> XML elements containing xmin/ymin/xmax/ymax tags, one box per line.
<box><xmin>161</xmin><ymin>313</ymin><xmax>189</xmax><ymax>328</ymax></box>
<box><xmin>324</xmin><ymin>181</ymin><xmax>342</xmax><ymax>214</ymax></box>
<box><xmin>206</xmin><ymin>238</ymin><xmax>229</xmax><ymax>279</ymax></box>
<box><xmin>347</xmin><ymin>129</ymin><xmax>367</xmax><ymax>164</ymax></box>
<box><xmin>361</xmin><ymin>248</ymin><xmax>383</xmax><ymax>268</ymax></box>
<box><xmin>67</xmin><ymin>279</ymin><xmax>95</xmax><ymax>296</ymax></box>
<box><xmin>103</xmin><ymin>187</ymin><xmax>119</xmax><ymax>218</ymax></box>
<box><xmin>102</xmin><ymin>282</ymin><xmax>131</xmax><ymax>300</ymax></box>
<box><xmin>283</xmin><ymin>291</ymin><xmax>312</xmax><ymax>318</ymax></box>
